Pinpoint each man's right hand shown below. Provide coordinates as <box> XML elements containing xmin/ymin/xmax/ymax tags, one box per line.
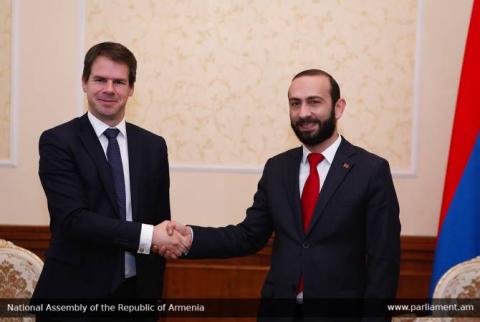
<box><xmin>151</xmin><ymin>221</ymin><xmax>191</xmax><ymax>259</ymax></box>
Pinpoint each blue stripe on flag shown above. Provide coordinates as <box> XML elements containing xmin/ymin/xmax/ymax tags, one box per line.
<box><xmin>430</xmin><ymin>134</ymin><xmax>480</xmax><ymax>296</ymax></box>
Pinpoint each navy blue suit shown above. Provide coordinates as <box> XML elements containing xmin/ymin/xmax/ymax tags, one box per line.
<box><xmin>32</xmin><ymin>113</ymin><xmax>170</xmax><ymax>299</ymax></box>
<box><xmin>187</xmin><ymin>138</ymin><xmax>400</xmax><ymax>318</ymax></box>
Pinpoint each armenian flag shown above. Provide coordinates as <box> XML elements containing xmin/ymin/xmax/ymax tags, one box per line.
<box><xmin>430</xmin><ymin>0</ymin><xmax>480</xmax><ymax>296</ymax></box>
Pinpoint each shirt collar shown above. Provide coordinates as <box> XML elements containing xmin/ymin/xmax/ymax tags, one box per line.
<box><xmin>87</xmin><ymin>111</ymin><xmax>127</xmax><ymax>138</ymax></box>
<box><xmin>301</xmin><ymin>134</ymin><xmax>342</xmax><ymax>165</ymax></box>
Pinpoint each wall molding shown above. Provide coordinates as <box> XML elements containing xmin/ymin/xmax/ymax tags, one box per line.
<box><xmin>0</xmin><ymin>0</ymin><xmax>19</xmax><ymax>167</ymax></box>
<box><xmin>408</xmin><ymin>0</ymin><xmax>424</xmax><ymax>178</ymax></box>
<box><xmin>76</xmin><ymin>0</ymin><xmax>86</xmax><ymax>117</ymax></box>
<box><xmin>170</xmin><ymin>159</ymin><xmax>418</xmax><ymax>176</ymax></box>
<box><xmin>0</xmin><ymin>224</ymin><xmax>436</xmax><ymax>299</ymax></box>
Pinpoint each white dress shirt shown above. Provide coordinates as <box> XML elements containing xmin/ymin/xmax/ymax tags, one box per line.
<box><xmin>299</xmin><ymin>134</ymin><xmax>342</xmax><ymax>196</ymax></box>
<box><xmin>88</xmin><ymin>112</ymin><xmax>154</xmax><ymax>278</ymax></box>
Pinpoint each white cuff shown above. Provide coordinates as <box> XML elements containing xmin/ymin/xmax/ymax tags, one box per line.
<box><xmin>138</xmin><ymin>224</ymin><xmax>154</xmax><ymax>254</ymax></box>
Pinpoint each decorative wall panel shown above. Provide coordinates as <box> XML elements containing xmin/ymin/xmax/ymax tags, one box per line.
<box><xmin>86</xmin><ymin>0</ymin><xmax>417</xmax><ymax>171</ymax></box>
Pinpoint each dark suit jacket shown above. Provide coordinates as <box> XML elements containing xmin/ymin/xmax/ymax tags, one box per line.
<box><xmin>32</xmin><ymin>113</ymin><xmax>170</xmax><ymax>299</ymax></box>
<box><xmin>187</xmin><ymin>137</ymin><xmax>400</xmax><ymax>305</ymax></box>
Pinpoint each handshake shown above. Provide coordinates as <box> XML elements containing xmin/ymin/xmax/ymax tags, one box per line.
<box><xmin>151</xmin><ymin>221</ymin><xmax>192</xmax><ymax>259</ymax></box>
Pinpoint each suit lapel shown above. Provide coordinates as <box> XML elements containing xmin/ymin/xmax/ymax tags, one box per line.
<box><xmin>77</xmin><ymin>114</ymin><xmax>120</xmax><ymax>217</ymax></box>
<box><xmin>126</xmin><ymin>123</ymin><xmax>140</xmax><ymax>222</ymax></box>
<box><xmin>284</xmin><ymin>148</ymin><xmax>304</xmax><ymax>237</ymax></box>
<box><xmin>306</xmin><ymin>138</ymin><xmax>356</xmax><ymax>236</ymax></box>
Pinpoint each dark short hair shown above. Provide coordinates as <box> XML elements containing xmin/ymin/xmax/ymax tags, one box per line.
<box><xmin>291</xmin><ymin>69</ymin><xmax>341</xmax><ymax>106</ymax></box>
<box><xmin>82</xmin><ymin>42</ymin><xmax>137</xmax><ymax>86</ymax></box>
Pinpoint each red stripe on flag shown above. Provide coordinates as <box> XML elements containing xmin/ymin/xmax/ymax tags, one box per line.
<box><xmin>438</xmin><ymin>0</ymin><xmax>480</xmax><ymax>232</ymax></box>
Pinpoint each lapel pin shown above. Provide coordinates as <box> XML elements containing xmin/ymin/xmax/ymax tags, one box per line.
<box><xmin>343</xmin><ymin>162</ymin><xmax>350</xmax><ymax>169</ymax></box>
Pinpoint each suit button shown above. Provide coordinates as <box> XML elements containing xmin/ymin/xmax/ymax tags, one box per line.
<box><xmin>302</xmin><ymin>242</ymin><xmax>310</xmax><ymax>249</ymax></box>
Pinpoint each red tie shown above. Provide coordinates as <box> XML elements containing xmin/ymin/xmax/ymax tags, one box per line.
<box><xmin>298</xmin><ymin>152</ymin><xmax>324</xmax><ymax>293</ymax></box>
<box><xmin>301</xmin><ymin>153</ymin><xmax>324</xmax><ymax>231</ymax></box>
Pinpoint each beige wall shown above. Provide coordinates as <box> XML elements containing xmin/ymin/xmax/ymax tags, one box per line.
<box><xmin>0</xmin><ymin>0</ymin><xmax>473</xmax><ymax>236</ymax></box>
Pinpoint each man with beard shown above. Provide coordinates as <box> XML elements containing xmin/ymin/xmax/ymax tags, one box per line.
<box><xmin>160</xmin><ymin>69</ymin><xmax>401</xmax><ymax>321</ymax></box>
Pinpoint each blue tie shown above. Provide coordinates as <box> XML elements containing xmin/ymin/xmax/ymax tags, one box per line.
<box><xmin>104</xmin><ymin>128</ymin><xmax>126</xmax><ymax>220</ymax></box>
<box><xmin>104</xmin><ymin>128</ymin><xmax>136</xmax><ymax>280</ymax></box>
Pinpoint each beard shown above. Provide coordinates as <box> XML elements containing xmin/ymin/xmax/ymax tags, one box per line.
<box><xmin>290</xmin><ymin>108</ymin><xmax>336</xmax><ymax>146</ymax></box>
